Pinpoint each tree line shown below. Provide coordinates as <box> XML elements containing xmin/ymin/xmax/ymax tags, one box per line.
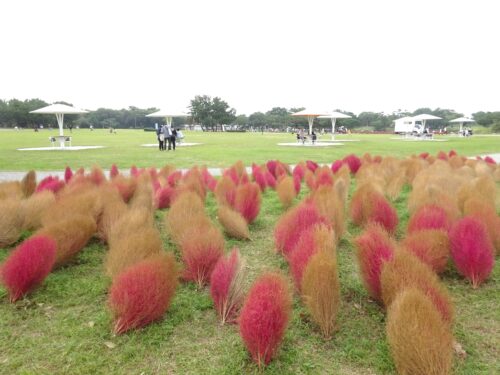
<box><xmin>1</xmin><ymin>97</ymin><xmax>499</xmax><ymax>132</ymax></box>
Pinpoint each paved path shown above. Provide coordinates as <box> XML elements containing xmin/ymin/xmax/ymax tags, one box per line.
<box><xmin>1</xmin><ymin>154</ymin><xmax>498</xmax><ymax>182</ymax></box>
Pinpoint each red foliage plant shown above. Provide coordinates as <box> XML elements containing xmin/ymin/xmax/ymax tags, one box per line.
<box><xmin>292</xmin><ymin>162</ymin><xmax>306</xmax><ymax>181</ymax></box>
<box><xmin>407</xmin><ymin>204</ymin><xmax>451</xmax><ymax>234</ymax></box>
<box><xmin>289</xmin><ymin>223</ymin><xmax>335</xmax><ymax>290</ymax></box>
<box><xmin>154</xmin><ymin>185</ymin><xmax>175</xmax><ymax>209</ymax></box>
<box><xmin>201</xmin><ymin>166</ymin><xmax>217</xmax><ymax>192</ymax></box>
<box><xmin>35</xmin><ymin>176</ymin><xmax>65</xmax><ymax>194</ymax></box>
<box><xmin>331</xmin><ymin>160</ymin><xmax>344</xmax><ymax>174</ymax></box>
<box><xmin>463</xmin><ymin>197</ymin><xmax>500</xmax><ymax>255</ymax></box>
<box><xmin>342</xmin><ymin>154</ymin><xmax>362</xmax><ymax>174</ymax></box>
<box><xmin>88</xmin><ymin>166</ymin><xmax>107</xmax><ymax>185</ymax></box>
<box><xmin>252</xmin><ymin>166</ymin><xmax>267</xmax><ymax>192</ymax></box>
<box><xmin>293</xmin><ymin>174</ymin><xmax>301</xmax><ymax>195</ymax></box>
<box><xmin>214</xmin><ymin>175</ymin><xmax>236</xmax><ymax>207</ymax></box>
<box><xmin>401</xmin><ymin>229</ymin><xmax>450</xmax><ymax>274</ymax></box>
<box><xmin>306</xmin><ymin>160</ymin><xmax>318</xmax><ymax>172</ymax></box>
<box><xmin>0</xmin><ymin>235</ymin><xmax>56</xmax><ymax>302</ymax></box>
<box><xmin>110</xmin><ymin>164</ymin><xmax>119</xmax><ymax>179</ymax></box>
<box><xmin>110</xmin><ymin>175</ymin><xmax>136</xmax><ymax>202</ymax></box>
<box><xmin>266</xmin><ymin>160</ymin><xmax>278</xmax><ymax>177</ymax></box>
<box><xmin>64</xmin><ymin>167</ymin><xmax>73</xmax><ymax>183</ymax></box>
<box><xmin>354</xmin><ymin>223</ymin><xmax>395</xmax><ymax>302</ymax></box>
<box><xmin>264</xmin><ymin>169</ymin><xmax>277</xmax><ymax>189</ymax></box>
<box><xmin>449</xmin><ymin>217</ymin><xmax>495</xmax><ymax>288</ymax></box>
<box><xmin>274</xmin><ymin>202</ymin><xmax>330</xmax><ymax>257</ymax></box>
<box><xmin>108</xmin><ymin>252</ymin><xmax>178</xmax><ymax>334</ymax></box>
<box><xmin>234</xmin><ymin>182</ymin><xmax>261</xmax><ymax>224</ymax></box>
<box><xmin>180</xmin><ymin>224</ymin><xmax>224</xmax><ymax>287</ymax></box>
<box><xmin>210</xmin><ymin>248</ymin><xmax>246</xmax><ymax>324</ymax></box>
<box><xmin>167</xmin><ymin>170</ymin><xmax>182</xmax><ymax>187</ymax></box>
<box><xmin>315</xmin><ymin>166</ymin><xmax>334</xmax><ymax>187</ymax></box>
<box><xmin>239</xmin><ymin>272</ymin><xmax>292</xmax><ymax>369</ymax></box>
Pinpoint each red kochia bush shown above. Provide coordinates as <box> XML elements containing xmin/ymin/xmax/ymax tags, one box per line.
<box><xmin>109</xmin><ymin>253</ymin><xmax>178</xmax><ymax>334</ymax></box>
<box><xmin>155</xmin><ymin>185</ymin><xmax>175</xmax><ymax>209</ymax></box>
<box><xmin>35</xmin><ymin>176</ymin><xmax>65</xmax><ymax>194</ymax></box>
<box><xmin>343</xmin><ymin>154</ymin><xmax>362</xmax><ymax>174</ymax></box>
<box><xmin>252</xmin><ymin>166</ymin><xmax>267</xmax><ymax>192</ymax></box>
<box><xmin>331</xmin><ymin>160</ymin><xmax>344</xmax><ymax>173</ymax></box>
<box><xmin>234</xmin><ymin>182</ymin><xmax>261</xmax><ymax>224</ymax></box>
<box><xmin>306</xmin><ymin>160</ymin><xmax>319</xmax><ymax>172</ymax></box>
<box><xmin>264</xmin><ymin>170</ymin><xmax>277</xmax><ymax>189</ymax></box>
<box><xmin>354</xmin><ymin>224</ymin><xmax>395</xmax><ymax>302</ymax></box>
<box><xmin>64</xmin><ymin>167</ymin><xmax>73</xmax><ymax>183</ymax></box>
<box><xmin>407</xmin><ymin>204</ymin><xmax>451</xmax><ymax>234</ymax></box>
<box><xmin>201</xmin><ymin>167</ymin><xmax>217</xmax><ymax>192</ymax></box>
<box><xmin>0</xmin><ymin>235</ymin><xmax>56</xmax><ymax>302</ymax></box>
<box><xmin>210</xmin><ymin>249</ymin><xmax>245</xmax><ymax>324</ymax></box>
<box><xmin>239</xmin><ymin>272</ymin><xmax>292</xmax><ymax>369</ymax></box>
<box><xmin>110</xmin><ymin>164</ymin><xmax>119</xmax><ymax>178</ymax></box>
<box><xmin>449</xmin><ymin>217</ymin><xmax>495</xmax><ymax>288</ymax></box>
<box><xmin>274</xmin><ymin>203</ymin><xmax>329</xmax><ymax>257</ymax></box>
<box><xmin>292</xmin><ymin>163</ymin><xmax>305</xmax><ymax>181</ymax></box>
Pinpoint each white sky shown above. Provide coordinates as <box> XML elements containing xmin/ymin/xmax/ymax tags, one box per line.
<box><xmin>1</xmin><ymin>0</ymin><xmax>499</xmax><ymax>116</ymax></box>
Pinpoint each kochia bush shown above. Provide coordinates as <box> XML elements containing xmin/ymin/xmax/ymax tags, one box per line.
<box><xmin>0</xmin><ymin>235</ymin><xmax>56</xmax><ymax>302</ymax></box>
<box><xmin>239</xmin><ymin>272</ymin><xmax>291</xmax><ymax>369</ymax></box>
<box><xmin>210</xmin><ymin>249</ymin><xmax>245</xmax><ymax>324</ymax></box>
<box><xmin>449</xmin><ymin>217</ymin><xmax>495</xmax><ymax>288</ymax></box>
<box><xmin>109</xmin><ymin>253</ymin><xmax>178</xmax><ymax>334</ymax></box>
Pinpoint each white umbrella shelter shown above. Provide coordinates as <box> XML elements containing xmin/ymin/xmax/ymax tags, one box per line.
<box><xmin>318</xmin><ymin>111</ymin><xmax>352</xmax><ymax>140</ymax></box>
<box><xmin>146</xmin><ymin>109</ymin><xmax>189</xmax><ymax>127</ymax></box>
<box><xmin>30</xmin><ymin>103</ymin><xmax>88</xmax><ymax>148</ymax></box>
<box><xmin>450</xmin><ymin>116</ymin><xmax>475</xmax><ymax>134</ymax></box>
<box><xmin>412</xmin><ymin>113</ymin><xmax>442</xmax><ymax>131</ymax></box>
<box><xmin>291</xmin><ymin>109</ymin><xmax>329</xmax><ymax>135</ymax></box>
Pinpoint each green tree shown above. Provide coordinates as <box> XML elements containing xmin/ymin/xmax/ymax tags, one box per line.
<box><xmin>189</xmin><ymin>95</ymin><xmax>236</xmax><ymax>131</ymax></box>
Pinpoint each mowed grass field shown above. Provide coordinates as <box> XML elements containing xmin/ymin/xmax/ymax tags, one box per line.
<box><xmin>0</xmin><ymin>130</ymin><xmax>499</xmax><ymax>374</ymax></box>
<box><xmin>0</xmin><ymin>129</ymin><xmax>499</xmax><ymax>171</ymax></box>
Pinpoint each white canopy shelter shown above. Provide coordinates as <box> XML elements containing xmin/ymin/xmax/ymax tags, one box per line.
<box><xmin>412</xmin><ymin>114</ymin><xmax>442</xmax><ymax>130</ymax></box>
<box><xmin>450</xmin><ymin>116</ymin><xmax>475</xmax><ymax>134</ymax></box>
<box><xmin>291</xmin><ymin>109</ymin><xmax>329</xmax><ymax>135</ymax></box>
<box><xmin>318</xmin><ymin>111</ymin><xmax>352</xmax><ymax>139</ymax></box>
<box><xmin>30</xmin><ymin>104</ymin><xmax>88</xmax><ymax>148</ymax></box>
<box><xmin>146</xmin><ymin>109</ymin><xmax>189</xmax><ymax>127</ymax></box>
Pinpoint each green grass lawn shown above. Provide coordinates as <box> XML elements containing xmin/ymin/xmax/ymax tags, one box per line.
<box><xmin>0</xmin><ymin>131</ymin><xmax>499</xmax><ymax>374</ymax></box>
<box><xmin>0</xmin><ymin>129</ymin><xmax>499</xmax><ymax>171</ymax></box>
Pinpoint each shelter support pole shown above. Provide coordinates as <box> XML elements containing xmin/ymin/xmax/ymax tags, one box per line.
<box><xmin>331</xmin><ymin>118</ymin><xmax>337</xmax><ymax>140</ymax></box>
<box><xmin>308</xmin><ymin>116</ymin><xmax>313</xmax><ymax>135</ymax></box>
<box><xmin>166</xmin><ymin>116</ymin><xmax>172</xmax><ymax>127</ymax></box>
<box><xmin>56</xmin><ymin>113</ymin><xmax>65</xmax><ymax>148</ymax></box>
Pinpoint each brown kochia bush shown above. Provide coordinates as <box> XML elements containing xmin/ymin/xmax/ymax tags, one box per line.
<box><xmin>96</xmin><ymin>187</ymin><xmax>129</xmax><ymax>243</ymax></box>
<box><xmin>217</xmin><ymin>205</ymin><xmax>250</xmax><ymax>240</ymax></box>
<box><xmin>381</xmin><ymin>248</ymin><xmax>454</xmax><ymax>325</ymax></box>
<box><xmin>20</xmin><ymin>190</ymin><xmax>56</xmax><ymax>231</ymax></box>
<box><xmin>0</xmin><ymin>181</ymin><xmax>22</xmax><ymax>200</ymax></box>
<box><xmin>301</xmin><ymin>250</ymin><xmax>340</xmax><ymax>338</ymax></box>
<box><xmin>108</xmin><ymin>208</ymin><xmax>155</xmax><ymax>246</ymax></box>
<box><xmin>0</xmin><ymin>199</ymin><xmax>23</xmax><ymax>248</ymax></box>
<box><xmin>41</xmin><ymin>188</ymin><xmax>102</xmax><ymax>226</ymax></box>
<box><xmin>36</xmin><ymin>214</ymin><xmax>97</xmax><ymax>268</ymax></box>
<box><xmin>386</xmin><ymin>288</ymin><xmax>453</xmax><ymax>375</ymax></box>
<box><xmin>21</xmin><ymin>170</ymin><xmax>37</xmax><ymax>198</ymax></box>
<box><xmin>165</xmin><ymin>191</ymin><xmax>208</xmax><ymax>245</ymax></box>
<box><xmin>310</xmin><ymin>181</ymin><xmax>346</xmax><ymax>243</ymax></box>
<box><xmin>105</xmin><ymin>226</ymin><xmax>163</xmax><ymax>278</ymax></box>
<box><xmin>214</xmin><ymin>175</ymin><xmax>236</xmax><ymax>207</ymax></box>
<box><xmin>129</xmin><ymin>177</ymin><xmax>154</xmax><ymax>213</ymax></box>
<box><xmin>276</xmin><ymin>176</ymin><xmax>297</xmax><ymax>208</ymax></box>
<box><xmin>401</xmin><ymin>229</ymin><xmax>450</xmax><ymax>274</ymax></box>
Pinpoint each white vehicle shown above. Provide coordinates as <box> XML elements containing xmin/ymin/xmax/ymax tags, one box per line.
<box><xmin>394</xmin><ymin>116</ymin><xmax>424</xmax><ymax>134</ymax></box>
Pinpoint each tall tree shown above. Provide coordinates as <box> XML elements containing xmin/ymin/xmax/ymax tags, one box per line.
<box><xmin>189</xmin><ymin>95</ymin><xmax>236</xmax><ymax>131</ymax></box>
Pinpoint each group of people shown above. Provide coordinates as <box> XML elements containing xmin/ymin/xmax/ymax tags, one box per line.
<box><xmin>156</xmin><ymin>124</ymin><xmax>183</xmax><ymax>151</ymax></box>
<box><xmin>296</xmin><ymin>129</ymin><xmax>317</xmax><ymax>144</ymax></box>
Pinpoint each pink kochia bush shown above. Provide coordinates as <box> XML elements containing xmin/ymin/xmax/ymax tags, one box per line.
<box><xmin>234</xmin><ymin>182</ymin><xmax>261</xmax><ymax>224</ymax></box>
<box><xmin>35</xmin><ymin>176</ymin><xmax>65</xmax><ymax>194</ymax></box>
<box><xmin>210</xmin><ymin>249</ymin><xmax>245</xmax><ymax>324</ymax></box>
<box><xmin>64</xmin><ymin>167</ymin><xmax>73</xmax><ymax>183</ymax></box>
<box><xmin>407</xmin><ymin>205</ymin><xmax>452</xmax><ymax>234</ymax></box>
<box><xmin>274</xmin><ymin>202</ymin><xmax>329</xmax><ymax>257</ymax></box>
<box><xmin>449</xmin><ymin>217</ymin><xmax>495</xmax><ymax>288</ymax></box>
<box><xmin>354</xmin><ymin>224</ymin><xmax>395</xmax><ymax>302</ymax></box>
<box><xmin>108</xmin><ymin>253</ymin><xmax>179</xmax><ymax>334</ymax></box>
<box><xmin>239</xmin><ymin>272</ymin><xmax>292</xmax><ymax>369</ymax></box>
<box><xmin>0</xmin><ymin>235</ymin><xmax>56</xmax><ymax>302</ymax></box>
<box><xmin>342</xmin><ymin>154</ymin><xmax>362</xmax><ymax>174</ymax></box>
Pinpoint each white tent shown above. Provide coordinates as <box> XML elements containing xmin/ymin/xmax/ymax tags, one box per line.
<box><xmin>318</xmin><ymin>111</ymin><xmax>351</xmax><ymax>139</ymax></box>
<box><xmin>291</xmin><ymin>109</ymin><xmax>329</xmax><ymax>135</ymax></box>
<box><xmin>30</xmin><ymin>104</ymin><xmax>88</xmax><ymax>148</ymax></box>
<box><xmin>146</xmin><ymin>109</ymin><xmax>189</xmax><ymax>127</ymax></box>
<box><xmin>450</xmin><ymin>116</ymin><xmax>475</xmax><ymax>134</ymax></box>
<box><xmin>412</xmin><ymin>114</ymin><xmax>442</xmax><ymax>130</ymax></box>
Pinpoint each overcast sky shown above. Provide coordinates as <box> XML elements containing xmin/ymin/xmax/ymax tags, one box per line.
<box><xmin>1</xmin><ymin>0</ymin><xmax>499</xmax><ymax>116</ymax></box>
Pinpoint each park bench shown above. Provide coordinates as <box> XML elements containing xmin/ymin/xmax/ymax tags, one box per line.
<box><xmin>49</xmin><ymin>136</ymin><xmax>72</xmax><ymax>147</ymax></box>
